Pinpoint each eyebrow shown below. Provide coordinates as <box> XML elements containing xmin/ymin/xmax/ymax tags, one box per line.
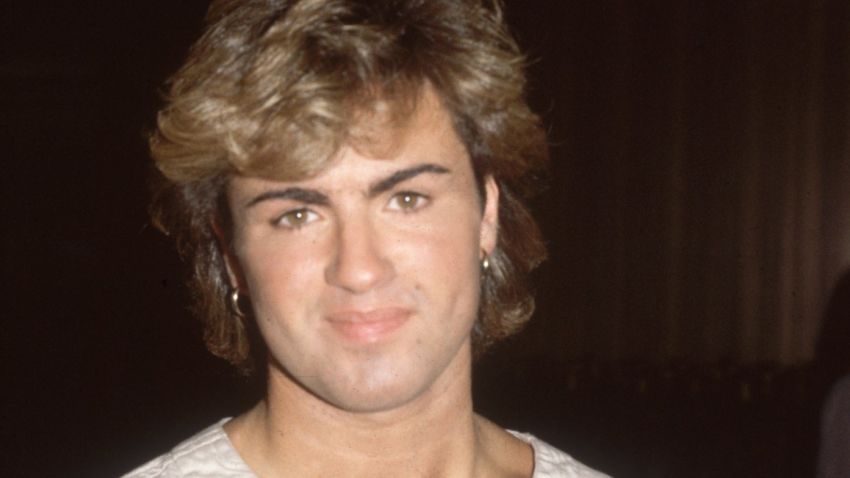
<box><xmin>245</xmin><ymin>187</ymin><xmax>330</xmax><ymax>208</ymax></box>
<box><xmin>244</xmin><ymin>163</ymin><xmax>450</xmax><ymax>208</ymax></box>
<box><xmin>367</xmin><ymin>163</ymin><xmax>450</xmax><ymax>196</ymax></box>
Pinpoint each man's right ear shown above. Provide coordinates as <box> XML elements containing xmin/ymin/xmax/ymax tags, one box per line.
<box><xmin>211</xmin><ymin>218</ymin><xmax>246</xmax><ymax>292</ymax></box>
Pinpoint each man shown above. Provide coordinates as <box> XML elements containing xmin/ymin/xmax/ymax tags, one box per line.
<box><xmin>818</xmin><ymin>375</ymin><xmax>850</xmax><ymax>478</ymax></box>
<box><xmin>126</xmin><ymin>0</ymin><xmax>610</xmax><ymax>476</ymax></box>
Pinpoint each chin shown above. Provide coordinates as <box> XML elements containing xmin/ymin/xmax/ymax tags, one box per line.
<box><xmin>266</xmin><ymin>315</ymin><xmax>476</xmax><ymax>414</ymax></box>
<box><xmin>328</xmin><ymin>390</ymin><xmax>420</xmax><ymax>414</ymax></box>
<box><xmin>320</xmin><ymin>360</ymin><xmax>440</xmax><ymax>414</ymax></box>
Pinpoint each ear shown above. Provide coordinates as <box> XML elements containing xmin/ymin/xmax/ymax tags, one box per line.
<box><xmin>479</xmin><ymin>175</ymin><xmax>499</xmax><ymax>257</ymax></box>
<box><xmin>211</xmin><ymin>217</ymin><xmax>247</xmax><ymax>293</ymax></box>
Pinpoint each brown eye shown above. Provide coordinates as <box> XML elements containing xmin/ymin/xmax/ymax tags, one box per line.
<box><xmin>275</xmin><ymin>208</ymin><xmax>319</xmax><ymax>228</ymax></box>
<box><xmin>388</xmin><ymin>191</ymin><xmax>428</xmax><ymax>212</ymax></box>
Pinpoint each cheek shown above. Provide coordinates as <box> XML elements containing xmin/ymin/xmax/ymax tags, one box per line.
<box><xmin>235</xmin><ymin>238</ymin><xmax>331</xmax><ymax>357</ymax></box>
<box><xmin>400</xmin><ymin>209</ymin><xmax>483</xmax><ymax>306</ymax></box>
<box><xmin>237</xmin><ymin>235</ymin><xmax>325</xmax><ymax>311</ymax></box>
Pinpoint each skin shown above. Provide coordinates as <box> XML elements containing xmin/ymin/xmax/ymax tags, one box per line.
<box><xmin>220</xmin><ymin>88</ymin><xmax>534</xmax><ymax>477</ymax></box>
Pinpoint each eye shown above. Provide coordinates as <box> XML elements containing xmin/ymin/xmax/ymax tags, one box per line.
<box><xmin>273</xmin><ymin>208</ymin><xmax>319</xmax><ymax>229</ymax></box>
<box><xmin>387</xmin><ymin>191</ymin><xmax>429</xmax><ymax>212</ymax></box>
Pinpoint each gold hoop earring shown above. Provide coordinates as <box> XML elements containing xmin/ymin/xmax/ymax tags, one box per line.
<box><xmin>230</xmin><ymin>289</ymin><xmax>246</xmax><ymax>318</ymax></box>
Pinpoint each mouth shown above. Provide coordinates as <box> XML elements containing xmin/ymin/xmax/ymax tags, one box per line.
<box><xmin>325</xmin><ymin>307</ymin><xmax>412</xmax><ymax>343</ymax></box>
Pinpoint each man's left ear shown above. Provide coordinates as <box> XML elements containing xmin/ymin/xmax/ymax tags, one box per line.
<box><xmin>480</xmin><ymin>175</ymin><xmax>499</xmax><ymax>256</ymax></box>
<box><xmin>211</xmin><ymin>217</ymin><xmax>246</xmax><ymax>293</ymax></box>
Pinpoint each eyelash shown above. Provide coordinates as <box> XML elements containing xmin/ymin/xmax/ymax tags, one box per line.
<box><xmin>387</xmin><ymin>191</ymin><xmax>430</xmax><ymax>212</ymax></box>
<box><xmin>272</xmin><ymin>208</ymin><xmax>319</xmax><ymax>229</ymax></box>
<box><xmin>271</xmin><ymin>191</ymin><xmax>429</xmax><ymax>228</ymax></box>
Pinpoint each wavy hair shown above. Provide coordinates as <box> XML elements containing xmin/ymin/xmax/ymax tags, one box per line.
<box><xmin>150</xmin><ymin>0</ymin><xmax>548</xmax><ymax>373</ymax></box>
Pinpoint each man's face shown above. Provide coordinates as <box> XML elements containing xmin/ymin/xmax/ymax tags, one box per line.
<box><xmin>225</xmin><ymin>88</ymin><xmax>499</xmax><ymax>413</ymax></box>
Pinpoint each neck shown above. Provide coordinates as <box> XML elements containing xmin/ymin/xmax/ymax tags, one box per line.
<box><xmin>228</xmin><ymin>343</ymin><xmax>486</xmax><ymax>478</ymax></box>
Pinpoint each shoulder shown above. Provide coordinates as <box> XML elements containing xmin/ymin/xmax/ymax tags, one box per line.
<box><xmin>822</xmin><ymin>375</ymin><xmax>850</xmax><ymax>430</ymax></box>
<box><xmin>509</xmin><ymin>431</ymin><xmax>612</xmax><ymax>478</ymax></box>
<box><xmin>121</xmin><ymin>419</ymin><xmax>253</xmax><ymax>478</ymax></box>
<box><xmin>826</xmin><ymin>375</ymin><xmax>850</xmax><ymax>402</ymax></box>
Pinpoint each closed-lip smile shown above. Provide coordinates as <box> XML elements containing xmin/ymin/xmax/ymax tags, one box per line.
<box><xmin>325</xmin><ymin>307</ymin><xmax>412</xmax><ymax>342</ymax></box>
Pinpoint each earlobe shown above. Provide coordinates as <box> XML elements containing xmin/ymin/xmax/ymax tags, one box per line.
<box><xmin>480</xmin><ymin>175</ymin><xmax>499</xmax><ymax>256</ymax></box>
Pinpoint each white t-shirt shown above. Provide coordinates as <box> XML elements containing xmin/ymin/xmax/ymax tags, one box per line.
<box><xmin>123</xmin><ymin>419</ymin><xmax>611</xmax><ymax>478</ymax></box>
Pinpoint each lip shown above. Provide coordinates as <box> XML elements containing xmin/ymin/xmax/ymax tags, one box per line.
<box><xmin>325</xmin><ymin>307</ymin><xmax>411</xmax><ymax>342</ymax></box>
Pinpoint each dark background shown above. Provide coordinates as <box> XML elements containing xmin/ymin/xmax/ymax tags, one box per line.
<box><xmin>4</xmin><ymin>1</ymin><xmax>850</xmax><ymax>477</ymax></box>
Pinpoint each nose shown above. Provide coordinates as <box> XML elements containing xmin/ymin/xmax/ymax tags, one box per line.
<box><xmin>324</xmin><ymin>213</ymin><xmax>395</xmax><ymax>294</ymax></box>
